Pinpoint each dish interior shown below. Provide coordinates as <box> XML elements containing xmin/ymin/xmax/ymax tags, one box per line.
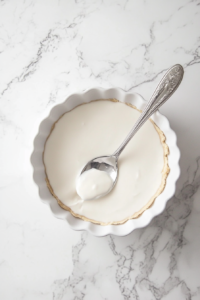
<box><xmin>43</xmin><ymin>99</ymin><xmax>169</xmax><ymax>225</ymax></box>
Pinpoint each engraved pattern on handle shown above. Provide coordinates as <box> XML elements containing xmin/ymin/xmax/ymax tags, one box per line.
<box><xmin>113</xmin><ymin>64</ymin><xmax>184</xmax><ymax>158</ymax></box>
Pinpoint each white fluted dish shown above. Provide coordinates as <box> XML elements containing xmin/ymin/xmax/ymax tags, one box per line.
<box><xmin>31</xmin><ymin>88</ymin><xmax>180</xmax><ymax>236</ymax></box>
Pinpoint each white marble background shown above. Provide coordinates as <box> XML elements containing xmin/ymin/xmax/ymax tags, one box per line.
<box><xmin>0</xmin><ymin>0</ymin><xmax>200</xmax><ymax>299</ymax></box>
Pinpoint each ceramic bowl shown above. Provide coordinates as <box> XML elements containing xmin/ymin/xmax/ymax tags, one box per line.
<box><xmin>31</xmin><ymin>88</ymin><xmax>180</xmax><ymax>236</ymax></box>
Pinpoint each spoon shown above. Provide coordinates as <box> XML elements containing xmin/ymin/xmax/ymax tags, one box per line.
<box><xmin>79</xmin><ymin>64</ymin><xmax>184</xmax><ymax>200</ymax></box>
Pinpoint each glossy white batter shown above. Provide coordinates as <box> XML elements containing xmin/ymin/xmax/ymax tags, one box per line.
<box><xmin>44</xmin><ymin>100</ymin><xmax>167</xmax><ymax>224</ymax></box>
<box><xmin>76</xmin><ymin>168</ymin><xmax>113</xmax><ymax>200</ymax></box>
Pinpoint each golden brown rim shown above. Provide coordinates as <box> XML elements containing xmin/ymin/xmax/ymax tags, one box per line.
<box><xmin>43</xmin><ymin>99</ymin><xmax>170</xmax><ymax>226</ymax></box>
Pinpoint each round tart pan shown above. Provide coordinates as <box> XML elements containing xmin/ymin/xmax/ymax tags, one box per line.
<box><xmin>31</xmin><ymin>88</ymin><xmax>180</xmax><ymax>236</ymax></box>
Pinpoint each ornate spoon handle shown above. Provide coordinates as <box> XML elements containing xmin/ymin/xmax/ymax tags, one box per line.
<box><xmin>113</xmin><ymin>64</ymin><xmax>184</xmax><ymax>158</ymax></box>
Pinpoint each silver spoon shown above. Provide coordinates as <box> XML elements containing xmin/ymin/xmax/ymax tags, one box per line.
<box><xmin>80</xmin><ymin>64</ymin><xmax>184</xmax><ymax>199</ymax></box>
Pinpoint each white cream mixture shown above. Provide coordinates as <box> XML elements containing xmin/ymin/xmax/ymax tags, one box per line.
<box><xmin>44</xmin><ymin>100</ymin><xmax>168</xmax><ymax>225</ymax></box>
<box><xmin>76</xmin><ymin>168</ymin><xmax>113</xmax><ymax>200</ymax></box>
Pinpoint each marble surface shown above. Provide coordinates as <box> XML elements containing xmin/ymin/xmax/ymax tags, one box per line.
<box><xmin>0</xmin><ymin>0</ymin><xmax>200</xmax><ymax>299</ymax></box>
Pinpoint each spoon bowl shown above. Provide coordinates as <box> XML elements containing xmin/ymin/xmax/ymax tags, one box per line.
<box><xmin>81</xmin><ymin>155</ymin><xmax>118</xmax><ymax>182</ymax></box>
<box><xmin>80</xmin><ymin>155</ymin><xmax>118</xmax><ymax>199</ymax></box>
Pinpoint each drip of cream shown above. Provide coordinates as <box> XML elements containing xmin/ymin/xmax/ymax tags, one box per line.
<box><xmin>76</xmin><ymin>168</ymin><xmax>113</xmax><ymax>200</ymax></box>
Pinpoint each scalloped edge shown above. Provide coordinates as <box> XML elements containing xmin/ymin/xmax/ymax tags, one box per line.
<box><xmin>30</xmin><ymin>88</ymin><xmax>180</xmax><ymax>237</ymax></box>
